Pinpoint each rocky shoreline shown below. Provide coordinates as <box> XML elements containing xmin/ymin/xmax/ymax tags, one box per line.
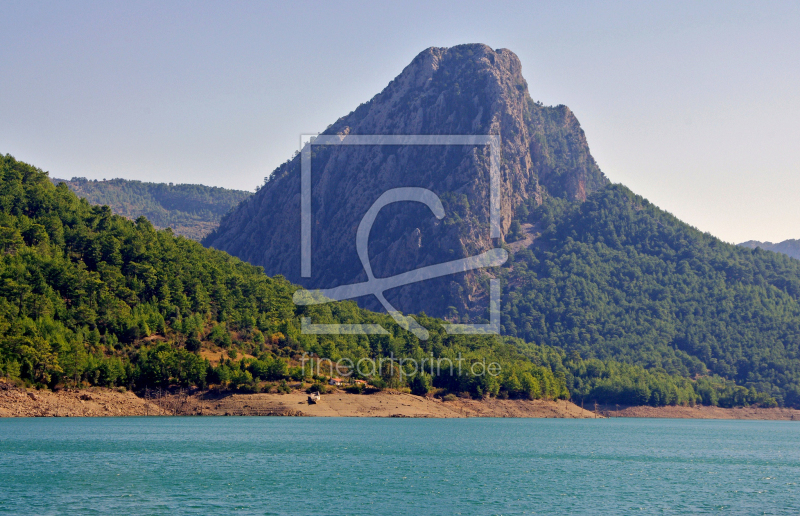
<box><xmin>0</xmin><ymin>382</ymin><xmax>168</xmax><ymax>417</ymax></box>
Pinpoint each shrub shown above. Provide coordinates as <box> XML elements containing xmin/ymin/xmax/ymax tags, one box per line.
<box><xmin>278</xmin><ymin>379</ymin><xmax>291</xmax><ymax>394</ymax></box>
<box><xmin>345</xmin><ymin>384</ymin><xmax>363</xmax><ymax>394</ymax></box>
<box><xmin>185</xmin><ymin>335</ymin><xmax>201</xmax><ymax>352</ymax></box>
<box><xmin>307</xmin><ymin>382</ymin><xmax>328</xmax><ymax>394</ymax></box>
<box><xmin>370</xmin><ymin>378</ymin><xmax>387</xmax><ymax>391</ymax></box>
<box><xmin>409</xmin><ymin>374</ymin><xmax>432</xmax><ymax>396</ymax></box>
<box><xmin>209</xmin><ymin>324</ymin><xmax>231</xmax><ymax>348</ymax></box>
<box><xmin>250</xmin><ymin>357</ymin><xmax>288</xmax><ymax>381</ymax></box>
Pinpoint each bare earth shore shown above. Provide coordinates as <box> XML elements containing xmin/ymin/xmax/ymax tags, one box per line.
<box><xmin>2</xmin><ymin>382</ymin><xmax>799</xmax><ymax>420</ymax></box>
<box><xmin>600</xmin><ymin>404</ymin><xmax>800</xmax><ymax>421</ymax></box>
<box><xmin>0</xmin><ymin>382</ymin><xmax>169</xmax><ymax>417</ymax></box>
<box><xmin>0</xmin><ymin>382</ymin><xmax>594</xmax><ymax>418</ymax></box>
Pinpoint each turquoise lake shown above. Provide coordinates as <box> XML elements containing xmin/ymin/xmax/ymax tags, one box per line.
<box><xmin>1</xmin><ymin>417</ymin><xmax>799</xmax><ymax>515</ymax></box>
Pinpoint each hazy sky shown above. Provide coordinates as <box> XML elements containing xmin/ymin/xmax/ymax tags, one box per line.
<box><xmin>2</xmin><ymin>0</ymin><xmax>798</xmax><ymax>243</ymax></box>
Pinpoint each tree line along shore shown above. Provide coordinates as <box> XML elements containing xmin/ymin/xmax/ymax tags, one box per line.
<box><xmin>0</xmin><ymin>154</ymin><xmax>788</xmax><ymax>415</ymax></box>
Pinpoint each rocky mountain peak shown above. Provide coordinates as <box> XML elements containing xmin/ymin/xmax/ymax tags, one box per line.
<box><xmin>330</xmin><ymin>44</ymin><xmax>527</xmax><ymax>136</ymax></box>
<box><xmin>204</xmin><ymin>44</ymin><xmax>607</xmax><ymax>317</ymax></box>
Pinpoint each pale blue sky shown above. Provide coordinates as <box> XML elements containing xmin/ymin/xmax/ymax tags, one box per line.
<box><xmin>1</xmin><ymin>0</ymin><xmax>798</xmax><ymax>243</ymax></box>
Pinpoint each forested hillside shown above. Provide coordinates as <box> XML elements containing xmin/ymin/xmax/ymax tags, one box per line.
<box><xmin>1</xmin><ymin>154</ymin><xmax>569</xmax><ymax>400</ymax></box>
<box><xmin>498</xmin><ymin>185</ymin><xmax>800</xmax><ymax>406</ymax></box>
<box><xmin>1</xmin><ymin>154</ymin><xmax>775</xmax><ymax>408</ymax></box>
<box><xmin>52</xmin><ymin>177</ymin><xmax>251</xmax><ymax>240</ymax></box>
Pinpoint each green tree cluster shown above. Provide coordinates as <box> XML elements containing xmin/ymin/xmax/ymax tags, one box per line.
<box><xmin>0</xmin><ymin>155</ymin><xmax>780</xmax><ymax>408</ymax></box>
<box><xmin>497</xmin><ymin>185</ymin><xmax>800</xmax><ymax>406</ymax></box>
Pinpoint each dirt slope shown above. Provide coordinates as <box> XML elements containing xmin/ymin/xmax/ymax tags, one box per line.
<box><xmin>5</xmin><ymin>382</ymin><xmax>799</xmax><ymax>420</ymax></box>
<box><xmin>0</xmin><ymin>382</ymin><xmax>167</xmax><ymax>417</ymax></box>
<box><xmin>0</xmin><ymin>382</ymin><xmax>594</xmax><ymax>418</ymax></box>
<box><xmin>601</xmin><ymin>404</ymin><xmax>800</xmax><ymax>420</ymax></box>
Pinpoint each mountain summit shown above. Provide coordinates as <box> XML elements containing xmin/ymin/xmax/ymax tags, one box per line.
<box><xmin>204</xmin><ymin>45</ymin><xmax>800</xmax><ymax>405</ymax></box>
<box><xmin>204</xmin><ymin>44</ymin><xmax>607</xmax><ymax>315</ymax></box>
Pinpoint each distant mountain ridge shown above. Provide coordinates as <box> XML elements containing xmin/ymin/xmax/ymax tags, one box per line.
<box><xmin>205</xmin><ymin>44</ymin><xmax>607</xmax><ymax>315</ymax></box>
<box><xmin>51</xmin><ymin>177</ymin><xmax>251</xmax><ymax>240</ymax></box>
<box><xmin>739</xmin><ymin>239</ymin><xmax>800</xmax><ymax>261</ymax></box>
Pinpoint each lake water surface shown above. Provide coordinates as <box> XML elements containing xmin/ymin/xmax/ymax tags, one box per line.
<box><xmin>1</xmin><ymin>417</ymin><xmax>799</xmax><ymax>515</ymax></box>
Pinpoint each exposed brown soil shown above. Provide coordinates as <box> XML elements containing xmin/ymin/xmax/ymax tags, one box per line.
<box><xmin>4</xmin><ymin>381</ymin><xmax>799</xmax><ymax>420</ymax></box>
<box><xmin>506</xmin><ymin>222</ymin><xmax>539</xmax><ymax>252</ymax></box>
<box><xmin>0</xmin><ymin>382</ymin><xmax>168</xmax><ymax>417</ymax></box>
<box><xmin>176</xmin><ymin>390</ymin><xmax>598</xmax><ymax>418</ymax></box>
<box><xmin>198</xmin><ymin>349</ymin><xmax>257</xmax><ymax>366</ymax></box>
<box><xmin>0</xmin><ymin>382</ymin><xmax>595</xmax><ymax>418</ymax></box>
<box><xmin>600</xmin><ymin>404</ymin><xmax>800</xmax><ymax>420</ymax></box>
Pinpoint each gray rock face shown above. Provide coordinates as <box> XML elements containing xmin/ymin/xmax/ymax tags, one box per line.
<box><xmin>203</xmin><ymin>44</ymin><xmax>607</xmax><ymax>317</ymax></box>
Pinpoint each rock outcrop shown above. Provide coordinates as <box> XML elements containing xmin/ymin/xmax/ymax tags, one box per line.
<box><xmin>204</xmin><ymin>44</ymin><xmax>607</xmax><ymax>317</ymax></box>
